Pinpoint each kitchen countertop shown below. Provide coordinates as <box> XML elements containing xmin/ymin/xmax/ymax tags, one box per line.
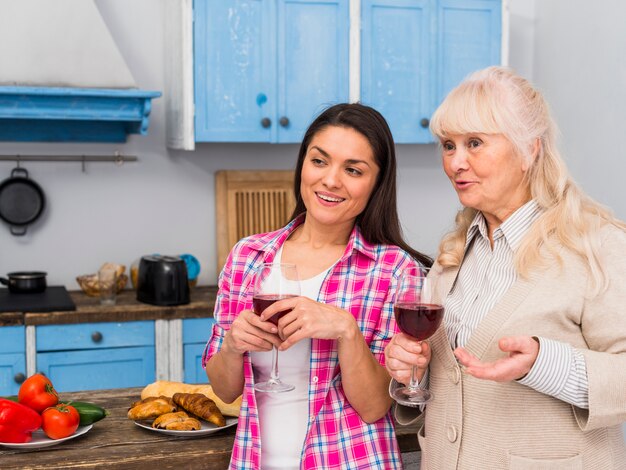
<box><xmin>0</xmin><ymin>387</ymin><xmax>419</xmax><ymax>468</ymax></box>
<box><xmin>0</xmin><ymin>285</ymin><xmax>218</xmax><ymax>326</ymax></box>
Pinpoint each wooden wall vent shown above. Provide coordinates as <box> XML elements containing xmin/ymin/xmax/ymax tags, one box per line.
<box><xmin>215</xmin><ymin>170</ymin><xmax>296</xmax><ymax>275</ymax></box>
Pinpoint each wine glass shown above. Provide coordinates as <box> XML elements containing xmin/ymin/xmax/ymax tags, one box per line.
<box><xmin>252</xmin><ymin>262</ymin><xmax>300</xmax><ymax>393</ymax></box>
<box><xmin>391</xmin><ymin>267</ymin><xmax>443</xmax><ymax>406</ymax></box>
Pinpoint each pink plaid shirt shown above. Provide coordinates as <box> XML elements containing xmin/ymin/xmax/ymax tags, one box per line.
<box><xmin>203</xmin><ymin>215</ymin><xmax>418</xmax><ymax>469</ymax></box>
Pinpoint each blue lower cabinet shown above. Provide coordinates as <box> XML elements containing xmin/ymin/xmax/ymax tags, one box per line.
<box><xmin>183</xmin><ymin>318</ymin><xmax>214</xmax><ymax>384</ymax></box>
<box><xmin>36</xmin><ymin>321</ymin><xmax>155</xmax><ymax>392</ymax></box>
<box><xmin>0</xmin><ymin>326</ymin><xmax>26</xmax><ymax>396</ymax></box>
<box><xmin>36</xmin><ymin>347</ymin><xmax>155</xmax><ymax>392</ymax></box>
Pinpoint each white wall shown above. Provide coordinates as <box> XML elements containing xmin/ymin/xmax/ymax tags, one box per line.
<box><xmin>532</xmin><ymin>0</ymin><xmax>626</xmax><ymax>220</ymax></box>
<box><xmin>0</xmin><ymin>0</ymin><xmax>622</xmax><ymax>290</ymax></box>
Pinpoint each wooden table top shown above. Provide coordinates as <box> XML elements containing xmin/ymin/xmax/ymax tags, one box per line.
<box><xmin>0</xmin><ymin>387</ymin><xmax>419</xmax><ymax>469</ymax></box>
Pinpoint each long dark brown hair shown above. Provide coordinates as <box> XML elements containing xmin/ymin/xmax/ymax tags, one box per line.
<box><xmin>289</xmin><ymin>103</ymin><xmax>432</xmax><ymax>267</ymax></box>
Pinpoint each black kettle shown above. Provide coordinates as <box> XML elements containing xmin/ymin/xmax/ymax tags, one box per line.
<box><xmin>136</xmin><ymin>255</ymin><xmax>190</xmax><ymax>306</ymax></box>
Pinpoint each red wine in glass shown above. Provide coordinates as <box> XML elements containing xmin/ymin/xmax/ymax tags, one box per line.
<box><xmin>252</xmin><ymin>263</ymin><xmax>300</xmax><ymax>393</ymax></box>
<box><xmin>253</xmin><ymin>294</ymin><xmax>298</xmax><ymax>325</ymax></box>
<box><xmin>394</xmin><ymin>303</ymin><xmax>444</xmax><ymax>341</ymax></box>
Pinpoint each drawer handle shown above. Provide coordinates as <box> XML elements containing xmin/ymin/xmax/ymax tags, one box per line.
<box><xmin>14</xmin><ymin>372</ymin><xmax>26</xmax><ymax>384</ymax></box>
<box><xmin>279</xmin><ymin>116</ymin><xmax>290</xmax><ymax>127</ymax></box>
<box><xmin>91</xmin><ymin>331</ymin><xmax>104</xmax><ymax>343</ymax></box>
<box><xmin>420</xmin><ymin>117</ymin><xmax>430</xmax><ymax>128</ymax></box>
<box><xmin>260</xmin><ymin>117</ymin><xmax>272</xmax><ymax>128</ymax></box>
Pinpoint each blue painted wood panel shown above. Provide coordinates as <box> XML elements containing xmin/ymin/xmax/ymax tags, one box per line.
<box><xmin>361</xmin><ymin>0</ymin><xmax>435</xmax><ymax>143</ymax></box>
<box><xmin>184</xmin><ymin>343</ymin><xmax>209</xmax><ymax>384</ymax></box>
<box><xmin>277</xmin><ymin>0</ymin><xmax>349</xmax><ymax>142</ymax></box>
<box><xmin>0</xmin><ymin>353</ymin><xmax>26</xmax><ymax>396</ymax></box>
<box><xmin>183</xmin><ymin>318</ymin><xmax>214</xmax><ymax>383</ymax></box>
<box><xmin>0</xmin><ymin>87</ymin><xmax>160</xmax><ymax>143</ymax></box>
<box><xmin>183</xmin><ymin>318</ymin><xmax>215</xmax><ymax>344</ymax></box>
<box><xmin>37</xmin><ymin>321</ymin><xmax>154</xmax><ymax>352</ymax></box>
<box><xmin>0</xmin><ymin>326</ymin><xmax>25</xmax><ymax>354</ymax></box>
<box><xmin>436</xmin><ymin>0</ymin><xmax>501</xmax><ymax>105</ymax></box>
<box><xmin>37</xmin><ymin>346</ymin><xmax>156</xmax><ymax>392</ymax></box>
<box><xmin>195</xmin><ymin>0</ymin><xmax>275</xmax><ymax>142</ymax></box>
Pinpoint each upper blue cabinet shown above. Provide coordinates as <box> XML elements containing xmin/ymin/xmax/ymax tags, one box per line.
<box><xmin>361</xmin><ymin>0</ymin><xmax>501</xmax><ymax>143</ymax></box>
<box><xmin>194</xmin><ymin>0</ymin><xmax>350</xmax><ymax>143</ymax></box>
<box><xmin>185</xmin><ymin>0</ymin><xmax>501</xmax><ymax>146</ymax></box>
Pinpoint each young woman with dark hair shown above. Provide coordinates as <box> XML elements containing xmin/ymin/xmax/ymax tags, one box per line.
<box><xmin>204</xmin><ymin>102</ymin><xmax>430</xmax><ymax>470</ymax></box>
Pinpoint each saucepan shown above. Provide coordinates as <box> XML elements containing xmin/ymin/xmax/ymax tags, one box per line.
<box><xmin>0</xmin><ymin>271</ymin><xmax>48</xmax><ymax>293</ymax></box>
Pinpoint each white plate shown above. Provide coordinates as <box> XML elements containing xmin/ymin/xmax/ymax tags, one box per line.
<box><xmin>134</xmin><ymin>417</ymin><xmax>237</xmax><ymax>437</ymax></box>
<box><xmin>0</xmin><ymin>425</ymin><xmax>92</xmax><ymax>449</ymax></box>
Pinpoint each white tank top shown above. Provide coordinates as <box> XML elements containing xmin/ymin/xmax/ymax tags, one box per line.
<box><xmin>251</xmin><ymin>247</ymin><xmax>332</xmax><ymax>469</ymax></box>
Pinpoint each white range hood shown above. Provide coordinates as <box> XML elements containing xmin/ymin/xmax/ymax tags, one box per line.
<box><xmin>0</xmin><ymin>0</ymin><xmax>160</xmax><ymax>142</ymax></box>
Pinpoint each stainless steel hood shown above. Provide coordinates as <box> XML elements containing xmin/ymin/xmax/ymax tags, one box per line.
<box><xmin>0</xmin><ymin>0</ymin><xmax>160</xmax><ymax>142</ymax></box>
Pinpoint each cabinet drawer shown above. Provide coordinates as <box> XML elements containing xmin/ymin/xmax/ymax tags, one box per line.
<box><xmin>37</xmin><ymin>346</ymin><xmax>155</xmax><ymax>392</ymax></box>
<box><xmin>183</xmin><ymin>318</ymin><xmax>214</xmax><ymax>344</ymax></box>
<box><xmin>0</xmin><ymin>326</ymin><xmax>25</xmax><ymax>354</ymax></box>
<box><xmin>37</xmin><ymin>321</ymin><xmax>155</xmax><ymax>351</ymax></box>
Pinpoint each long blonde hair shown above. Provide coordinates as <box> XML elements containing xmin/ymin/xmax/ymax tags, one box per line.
<box><xmin>431</xmin><ymin>66</ymin><xmax>625</xmax><ymax>293</ymax></box>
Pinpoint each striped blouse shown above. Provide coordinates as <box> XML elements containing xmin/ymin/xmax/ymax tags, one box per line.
<box><xmin>445</xmin><ymin>200</ymin><xmax>589</xmax><ymax>408</ymax></box>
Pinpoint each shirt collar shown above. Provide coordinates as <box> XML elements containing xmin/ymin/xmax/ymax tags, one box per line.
<box><xmin>247</xmin><ymin>213</ymin><xmax>377</xmax><ymax>262</ymax></box>
<box><xmin>464</xmin><ymin>200</ymin><xmax>543</xmax><ymax>252</ymax></box>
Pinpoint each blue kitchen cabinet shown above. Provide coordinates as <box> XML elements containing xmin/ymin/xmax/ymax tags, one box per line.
<box><xmin>36</xmin><ymin>321</ymin><xmax>155</xmax><ymax>392</ymax></box>
<box><xmin>194</xmin><ymin>0</ymin><xmax>349</xmax><ymax>143</ymax></box>
<box><xmin>0</xmin><ymin>326</ymin><xmax>26</xmax><ymax>396</ymax></box>
<box><xmin>361</xmin><ymin>0</ymin><xmax>501</xmax><ymax>143</ymax></box>
<box><xmin>183</xmin><ymin>318</ymin><xmax>215</xmax><ymax>384</ymax></box>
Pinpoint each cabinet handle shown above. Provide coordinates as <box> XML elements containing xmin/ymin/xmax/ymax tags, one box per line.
<box><xmin>91</xmin><ymin>331</ymin><xmax>104</xmax><ymax>343</ymax></box>
<box><xmin>420</xmin><ymin>118</ymin><xmax>430</xmax><ymax>128</ymax></box>
<box><xmin>14</xmin><ymin>372</ymin><xmax>26</xmax><ymax>384</ymax></box>
<box><xmin>260</xmin><ymin>117</ymin><xmax>272</xmax><ymax>128</ymax></box>
<box><xmin>279</xmin><ymin>116</ymin><xmax>290</xmax><ymax>128</ymax></box>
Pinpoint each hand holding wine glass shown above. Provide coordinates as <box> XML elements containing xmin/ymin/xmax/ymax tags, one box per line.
<box><xmin>390</xmin><ymin>267</ymin><xmax>443</xmax><ymax>406</ymax></box>
<box><xmin>252</xmin><ymin>263</ymin><xmax>300</xmax><ymax>393</ymax></box>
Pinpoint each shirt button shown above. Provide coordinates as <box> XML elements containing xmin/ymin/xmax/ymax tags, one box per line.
<box><xmin>452</xmin><ymin>367</ymin><xmax>460</xmax><ymax>384</ymax></box>
<box><xmin>447</xmin><ymin>426</ymin><xmax>458</xmax><ymax>443</ymax></box>
<box><xmin>310</xmin><ymin>416</ymin><xmax>315</xmax><ymax>423</ymax></box>
<box><xmin>312</xmin><ymin>376</ymin><xmax>319</xmax><ymax>383</ymax></box>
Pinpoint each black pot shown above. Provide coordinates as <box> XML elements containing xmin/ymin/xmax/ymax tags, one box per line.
<box><xmin>0</xmin><ymin>271</ymin><xmax>48</xmax><ymax>294</ymax></box>
<box><xmin>0</xmin><ymin>167</ymin><xmax>46</xmax><ymax>236</ymax></box>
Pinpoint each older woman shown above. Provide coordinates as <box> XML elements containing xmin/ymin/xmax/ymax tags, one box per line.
<box><xmin>385</xmin><ymin>66</ymin><xmax>626</xmax><ymax>469</ymax></box>
<box><xmin>204</xmin><ymin>103</ymin><xmax>431</xmax><ymax>470</ymax></box>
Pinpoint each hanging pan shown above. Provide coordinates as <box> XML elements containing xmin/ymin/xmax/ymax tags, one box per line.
<box><xmin>0</xmin><ymin>167</ymin><xmax>46</xmax><ymax>236</ymax></box>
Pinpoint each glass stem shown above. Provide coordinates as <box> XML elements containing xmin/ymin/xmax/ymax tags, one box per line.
<box><xmin>269</xmin><ymin>345</ymin><xmax>280</xmax><ymax>383</ymax></box>
<box><xmin>408</xmin><ymin>365</ymin><xmax>419</xmax><ymax>391</ymax></box>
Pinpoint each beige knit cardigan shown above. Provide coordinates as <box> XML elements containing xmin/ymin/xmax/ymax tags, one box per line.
<box><xmin>398</xmin><ymin>225</ymin><xmax>626</xmax><ymax>469</ymax></box>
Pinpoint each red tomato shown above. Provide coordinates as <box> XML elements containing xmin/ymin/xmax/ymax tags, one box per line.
<box><xmin>18</xmin><ymin>374</ymin><xmax>59</xmax><ymax>413</ymax></box>
<box><xmin>41</xmin><ymin>404</ymin><xmax>80</xmax><ymax>440</ymax></box>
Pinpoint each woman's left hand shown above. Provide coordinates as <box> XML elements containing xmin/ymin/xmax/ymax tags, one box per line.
<box><xmin>260</xmin><ymin>296</ymin><xmax>358</xmax><ymax>350</ymax></box>
<box><xmin>454</xmin><ymin>336</ymin><xmax>540</xmax><ymax>382</ymax></box>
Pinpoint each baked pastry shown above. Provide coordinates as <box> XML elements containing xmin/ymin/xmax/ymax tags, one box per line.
<box><xmin>127</xmin><ymin>396</ymin><xmax>177</xmax><ymax>420</ymax></box>
<box><xmin>172</xmin><ymin>393</ymin><xmax>226</xmax><ymax>427</ymax></box>
<box><xmin>141</xmin><ymin>381</ymin><xmax>241</xmax><ymax>417</ymax></box>
<box><xmin>152</xmin><ymin>411</ymin><xmax>201</xmax><ymax>431</ymax></box>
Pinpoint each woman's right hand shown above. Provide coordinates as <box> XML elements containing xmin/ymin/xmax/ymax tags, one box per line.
<box><xmin>222</xmin><ymin>309</ymin><xmax>283</xmax><ymax>355</ymax></box>
<box><xmin>384</xmin><ymin>333</ymin><xmax>431</xmax><ymax>385</ymax></box>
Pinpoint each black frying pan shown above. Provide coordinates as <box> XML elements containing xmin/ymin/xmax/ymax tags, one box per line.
<box><xmin>0</xmin><ymin>167</ymin><xmax>46</xmax><ymax>236</ymax></box>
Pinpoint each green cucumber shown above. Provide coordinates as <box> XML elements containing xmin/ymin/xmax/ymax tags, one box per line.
<box><xmin>63</xmin><ymin>401</ymin><xmax>108</xmax><ymax>425</ymax></box>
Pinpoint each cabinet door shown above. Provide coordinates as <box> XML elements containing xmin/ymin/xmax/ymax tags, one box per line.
<box><xmin>37</xmin><ymin>347</ymin><xmax>156</xmax><ymax>392</ymax></box>
<box><xmin>36</xmin><ymin>321</ymin><xmax>155</xmax><ymax>392</ymax></box>
<box><xmin>194</xmin><ymin>0</ymin><xmax>275</xmax><ymax>142</ymax></box>
<box><xmin>361</xmin><ymin>0</ymin><xmax>435</xmax><ymax>143</ymax></box>
<box><xmin>436</xmin><ymin>0</ymin><xmax>501</xmax><ymax>105</ymax></box>
<box><xmin>276</xmin><ymin>0</ymin><xmax>350</xmax><ymax>143</ymax></box>
<box><xmin>0</xmin><ymin>326</ymin><xmax>26</xmax><ymax>396</ymax></box>
<box><xmin>183</xmin><ymin>318</ymin><xmax>214</xmax><ymax>384</ymax></box>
